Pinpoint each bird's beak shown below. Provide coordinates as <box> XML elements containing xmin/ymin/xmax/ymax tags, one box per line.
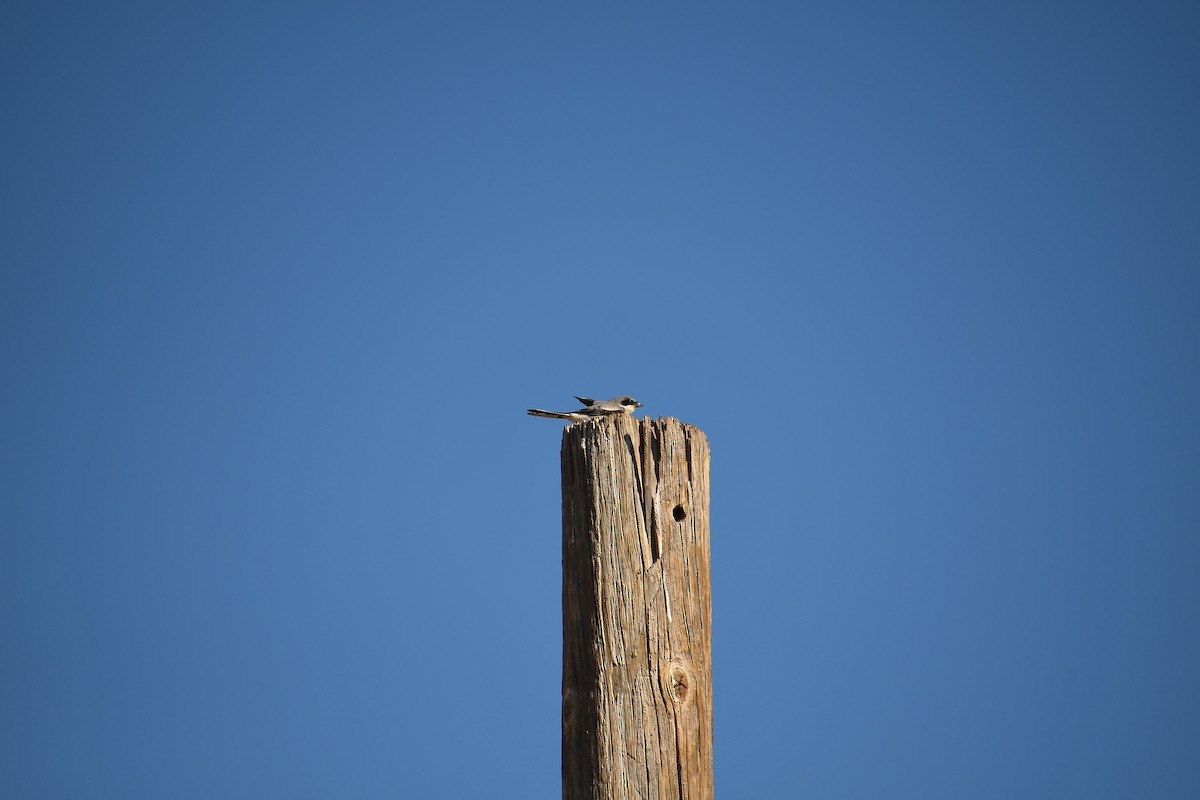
<box><xmin>636</xmin><ymin>402</ymin><xmax>643</xmax><ymax>407</ymax></box>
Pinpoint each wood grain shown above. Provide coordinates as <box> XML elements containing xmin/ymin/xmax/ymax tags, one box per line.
<box><xmin>561</xmin><ymin>415</ymin><xmax>713</xmax><ymax>800</ymax></box>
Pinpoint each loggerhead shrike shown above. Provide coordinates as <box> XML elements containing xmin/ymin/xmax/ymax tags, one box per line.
<box><xmin>527</xmin><ymin>395</ymin><xmax>642</xmax><ymax>423</ymax></box>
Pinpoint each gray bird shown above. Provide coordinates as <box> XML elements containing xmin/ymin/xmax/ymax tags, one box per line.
<box><xmin>527</xmin><ymin>395</ymin><xmax>642</xmax><ymax>423</ymax></box>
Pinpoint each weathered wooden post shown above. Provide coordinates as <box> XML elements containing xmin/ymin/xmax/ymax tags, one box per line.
<box><xmin>560</xmin><ymin>414</ymin><xmax>713</xmax><ymax>799</ymax></box>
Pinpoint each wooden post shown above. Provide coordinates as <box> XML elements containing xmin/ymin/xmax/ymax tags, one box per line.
<box><xmin>561</xmin><ymin>414</ymin><xmax>713</xmax><ymax>800</ymax></box>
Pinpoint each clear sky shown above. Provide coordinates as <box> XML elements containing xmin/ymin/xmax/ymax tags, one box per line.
<box><xmin>3</xmin><ymin>2</ymin><xmax>1198</xmax><ymax>797</ymax></box>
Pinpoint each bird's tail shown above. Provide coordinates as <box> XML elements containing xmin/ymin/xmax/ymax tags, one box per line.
<box><xmin>527</xmin><ymin>408</ymin><xmax>574</xmax><ymax>420</ymax></box>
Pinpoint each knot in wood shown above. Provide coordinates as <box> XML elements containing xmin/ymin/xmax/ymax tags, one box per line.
<box><xmin>561</xmin><ymin>688</ymin><xmax>576</xmax><ymax>736</ymax></box>
<box><xmin>660</xmin><ymin>660</ymin><xmax>694</xmax><ymax>707</ymax></box>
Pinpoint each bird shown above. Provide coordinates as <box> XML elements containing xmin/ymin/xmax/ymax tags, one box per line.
<box><xmin>527</xmin><ymin>395</ymin><xmax>643</xmax><ymax>423</ymax></box>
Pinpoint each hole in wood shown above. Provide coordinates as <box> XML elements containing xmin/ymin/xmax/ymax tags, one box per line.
<box><xmin>672</xmin><ymin>504</ymin><xmax>687</xmax><ymax>522</ymax></box>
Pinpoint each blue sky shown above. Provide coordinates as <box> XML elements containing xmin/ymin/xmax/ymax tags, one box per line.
<box><xmin>3</xmin><ymin>2</ymin><xmax>1198</xmax><ymax>797</ymax></box>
